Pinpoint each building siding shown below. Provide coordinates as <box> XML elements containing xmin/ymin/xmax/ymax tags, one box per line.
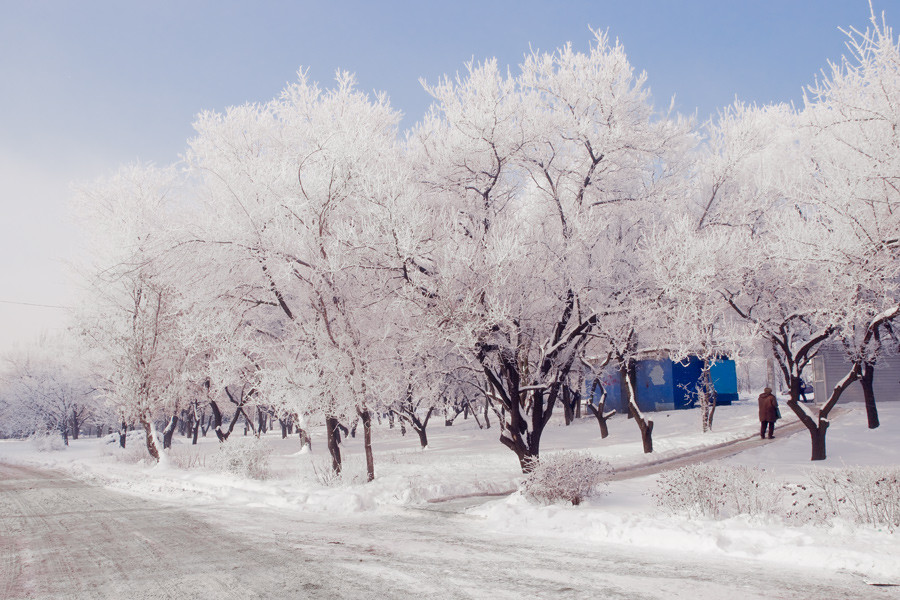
<box><xmin>813</xmin><ymin>346</ymin><xmax>900</xmax><ymax>404</ymax></box>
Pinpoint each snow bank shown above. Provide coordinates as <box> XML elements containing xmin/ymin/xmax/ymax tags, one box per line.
<box><xmin>469</xmin><ymin>403</ymin><xmax>900</xmax><ymax>581</ymax></box>
<box><xmin>474</xmin><ymin>487</ymin><xmax>900</xmax><ymax>581</ymax></box>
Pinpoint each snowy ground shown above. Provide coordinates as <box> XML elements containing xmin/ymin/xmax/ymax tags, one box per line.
<box><xmin>2</xmin><ymin>398</ymin><xmax>899</xmax><ymax>595</ymax></box>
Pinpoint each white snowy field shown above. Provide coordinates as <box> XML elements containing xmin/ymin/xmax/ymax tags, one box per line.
<box><xmin>2</xmin><ymin>398</ymin><xmax>899</xmax><ymax>585</ymax></box>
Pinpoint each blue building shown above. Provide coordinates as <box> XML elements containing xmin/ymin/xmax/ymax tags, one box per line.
<box><xmin>587</xmin><ymin>353</ymin><xmax>739</xmax><ymax>414</ymax></box>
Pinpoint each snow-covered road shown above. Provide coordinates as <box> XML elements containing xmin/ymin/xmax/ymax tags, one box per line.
<box><xmin>0</xmin><ymin>462</ymin><xmax>344</xmax><ymax>598</ymax></box>
<box><xmin>1</xmin><ymin>461</ymin><xmax>892</xmax><ymax>599</ymax></box>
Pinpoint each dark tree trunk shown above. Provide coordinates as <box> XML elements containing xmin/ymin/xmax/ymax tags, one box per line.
<box><xmin>586</xmin><ymin>378</ymin><xmax>615</xmax><ymax>439</ymax></box>
<box><xmin>257</xmin><ymin>407</ymin><xmax>268</xmax><ymax>434</ymax></box>
<box><xmin>70</xmin><ymin>408</ymin><xmax>80</xmax><ymax>441</ymax></box>
<box><xmin>188</xmin><ymin>403</ymin><xmax>202</xmax><ymax>445</ymax></box>
<box><xmin>210</xmin><ymin>400</ymin><xmax>245</xmax><ymax>442</ymax></box>
<box><xmin>859</xmin><ymin>360</ymin><xmax>880</xmax><ymax>429</ymax></box>
<box><xmin>444</xmin><ymin>402</ymin><xmax>465</xmax><ymax>426</ymax></box>
<box><xmin>759</xmin><ymin>326</ymin><xmax>838</xmax><ymax>460</ymax></box>
<box><xmin>621</xmin><ymin>359</ymin><xmax>653</xmax><ymax>453</ymax></box>
<box><xmin>178</xmin><ymin>410</ymin><xmax>188</xmax><ymax>436</ymax></box>
<box><xmin>298</xmin><ymin>427</ymin><xmax>312</xmax><ymax>450</ymax></box>
<box><xmin>810</xmin><ymin>426</ymin><xmax>828</xmax><ymax>461</ymax></box>
<box><xmin>849</xmin><ymin>306</ymin><xmax>897</xmax><ymax>430</ymax></box>
<box><xmin>139</xmin><ymin>413</ymin><xmax>160</xmax><ymax>461</ymax></box>
<box><xmin>465</xmin><ymin>399</ymin><xmax>484</xmax><ymax>429</ymax></box>
<box><xmin>210</xmin><ymin>401</ymin><xmax>228</xmax><ymax>442</ymax></box>
<box><xmin>562</xmin><ymin>386</ymin><xmax>575</xmax><ymax>426</ymax></box>
<box><xmin>632</xmin><ymin>407</ymin><xmax>653</xmax><ymax>453</ymax></box>
<box><xmin>243</xmin><ymin>412</ymin><xmax>257</xmax><ymax>437</ymax></box>
<box><xmin>560</xmin><ymin>383</ymin><xmax>583</xmax><ymax>426</ymax></box>
<box><xmin>415</xmin><ymin>426</ymin><xmax>428</xmax><ymax>448</ymax></box>
<box><xmin>395</xmin><ymin>406</ymin><xmax>434</xmax><ymax>449</ymax></box>
<box><xmin>119</xmin><ymin>421</ymin><xmax>128</xmax><ymax>448</ymax></box>
<box><xmin>325</xmin><ymin>416</ymin><xmax>342</xmax><ymax>474</ymax></box>
<box><xmin>162</xmin><ymin>415</ymin><xmax>178</xmax><ymax>450</ymax></box>
<box><xmin>477</xmin><ymin>291</ymin><xmax>594</xmax><ymax>472</ymax></box>
<box><xmin>789</xmin><ymin>365</ymin><xmax>857</xmax><ymax>461</ymax></box>
<box><xmin>279</xmin><ymin>418</ymin><xmax>289</xmax><ymax>439</ymax></box>
<box><xmin>359</xmin><ymin>408</ymin><xmax>375</xmax><ymax>482</ymax></box>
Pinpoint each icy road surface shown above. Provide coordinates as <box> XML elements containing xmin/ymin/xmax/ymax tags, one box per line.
<box><xmin>0</xmin><ymin>462</ymin><xmax>892</xmax><ymax>600</ymax></box>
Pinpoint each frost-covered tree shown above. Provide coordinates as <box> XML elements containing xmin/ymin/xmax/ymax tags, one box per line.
<box><xmin>383</xmin><ymin>339</ymin><xmax>469</xmax><ymax>449</ymax></box>
<box><xmin>676</xmin><ymin>101</ymin><xmax>856</xmax><ymax>460</ymax></box>
<box><xmin>719</xmin><ymin>216</ymin><xmax>853</xmax><ymax>461</ymax></box>
<box><xmin>648</xmin><ymin>102</ymin><xmax>796</xmax><ymax>433</ymax></box>
<box><xmin>802</xmin><ymin>8</ymin><xmax>900</xmax><ymax>429</ymax></box>
<box><xmin>184</xmin><ymin>71</ymin><xmax>429</xmax><ymax>480</ymax></box>
<box><xmin>701</xmin><ymin>9</ymin><xmax>900</xmax><ymax>459</ymax></box>
<box><xmin>649</xmin><ymin>219</ymin><xmax>748</xmax><ymax>432</ymax></box>
<box><xmin>412</xmin><ymin>31</ymin><xmax>692</xmax><ymax>467</ymax></box>
<box><xmin>74</xmin><ymin>164</ymin><xmax>189</xmax><ymax>462</ymax></box>
<box><xmin>0</xmin><ymin>339</ymin><xmax>101</xmax><ymax>443</ymax></box>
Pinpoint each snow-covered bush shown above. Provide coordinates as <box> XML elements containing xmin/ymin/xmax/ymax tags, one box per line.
<box><xmin>788</xmin><ymin>467</ymin><xmax>900</xmax><ymax>531</ymax></box>
<box><xmin>309</xmin><ymin>454</ymin><xmax>368</xmax><ymax>487</ymax></box>
<box><xmin>210</xmin><ymin>437</ymin><xmax>273</xmax><ymax>480</ymax></box>
<box><xmin>103</xmin><ymin>430</ymin><xmax>145</xmax><ymax>446</ymax></box>
<box><xmin>520</xmin><ymin>451</ymin><xmax>612</xmax><ymax>506</ymax></box>
<box><xmin>28</xmin><ymin>432</ymin><xmax>66</xmax><ymax>452</ymax></box>
<box><xmin>653</xmin><ymin>464</ymin><xmax>783</xmax><ymax>519</ymax></box>
<box><xmin>101</xmin><ymin>430</ymin><xmax>155</xmax><ymax>463</ymax></box>
<box><xmin>113</xmin><ymin>442</ymin><xmax>153</xmax><ymax>464</ymax></box>
<box><xmin>167</xmin><ymin>446</ymin><xmax>206</xmax><ymax>470</ymax></box>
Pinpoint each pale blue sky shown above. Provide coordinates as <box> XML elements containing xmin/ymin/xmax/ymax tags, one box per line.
<box><xmin>0</xmin><ymin>0</ymin><xmax>887</xmax><ymax>351</ymax></box>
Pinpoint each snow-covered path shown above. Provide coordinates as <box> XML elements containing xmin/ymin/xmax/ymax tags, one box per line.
<box><xmin>1</xmin><ymin>462</ymin><xmax>892</xmax><ymax>600</ymax></box>
<box><xmin>607</xmin><ymin>406</ymin><xmax>831</xmax><ymax>481</ymax></box>
<box><xmin>0</xmin><ymin>462</ymin><xmax>344</xmax><ymax>598</ymax></box>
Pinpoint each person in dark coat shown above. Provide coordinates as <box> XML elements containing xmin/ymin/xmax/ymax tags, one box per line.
<box><xmin>758</xmin><ymin>387</ymin><xmax>779</xmax><ymax>439</ymax></box>
<box><xmin>798</xmin><ymin>377</ymin><xmax>809</xmax><ymax>402</ymax></box>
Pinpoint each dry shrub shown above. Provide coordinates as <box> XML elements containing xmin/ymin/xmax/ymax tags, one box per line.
<box><xmin>166</xmin><ymin>446</ymin><xmax>206</xmax><ymax>470</ymax></box>
<box><xmin>28</xmin><ymin>432</ymin><xmax>67</xmax><ymax>452</ymax></box>
<box><xmin>115</xmin><ymin>443</ymin><xmax>153</xmax><ymax>464</ymax></box>
<box><xmin>210</xmin><ymin>436</ymin><xmax>273</xmax><ymax>480</ymax></box>
<box><xmin>309</xmin><ymin>454</ymin><xmax>367</xmax><ymax>487</ymax></box>
<box><xmin>521</xmin><ymin>451</ymin><xmax>612</xmax><ymax>506</ymax></box>
<box><xmin>653</xmin><ymin>464</ymin><xmax>783</xmax><ymax>519</ymax></box>
<box><xmin>788</xmin><ymin>467</ymin><xmax>900</xmax><ymax>531</ymax></box>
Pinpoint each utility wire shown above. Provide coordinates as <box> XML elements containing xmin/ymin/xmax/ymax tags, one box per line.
<box><xmin>0</xmin><ymin>299</ymin><xmax>73</xmax><ymax>309</ymax></box>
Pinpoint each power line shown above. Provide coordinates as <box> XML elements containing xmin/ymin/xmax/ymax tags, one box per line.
<box><xmin>0</xmin><ymin>299</ymin><xmax>73</xmax><ymax>310</ymax></box>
